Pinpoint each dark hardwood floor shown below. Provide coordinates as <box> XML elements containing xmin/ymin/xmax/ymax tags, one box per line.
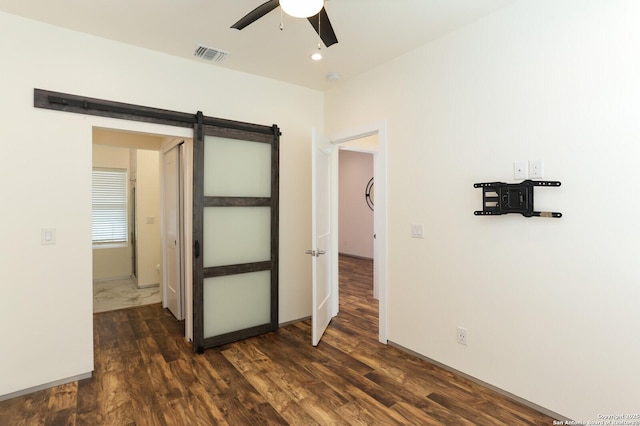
<box><xmin>0</xmin><ymin>256</ymin><xmax>555</xmax><ymax>425</ymax></box>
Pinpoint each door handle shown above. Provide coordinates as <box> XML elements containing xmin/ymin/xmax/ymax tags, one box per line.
<box><xmin>317</xmin><ymin>250</ymin><xmax>326</xmax><ymax>256</ymax></box>
<box><xmin>305</xmin><ymin>249</ymin><xmax>325</xmax><ymax>257</ymax></box>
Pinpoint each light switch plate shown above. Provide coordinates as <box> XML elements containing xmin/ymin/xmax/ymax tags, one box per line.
<box><xmin>411</xmin><ymin>224</ymin><xmax>424</xmax><ymax>239</ymax></box>
<box><xmin>514</xmin><ymin>161</ymin><xmax>527</xmax><ymax>180</ymax></box>
<box><xmin>529</xmin><ymin>160</ymin><xmax>544</xmax><ymax>179</ymax></box>
<box><xmin>41</xmin><ymin>228</ymin><xmax>56</xmax><ymax>245</ymax></box>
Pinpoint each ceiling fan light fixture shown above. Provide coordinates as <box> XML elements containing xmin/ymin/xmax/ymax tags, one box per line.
<box><xmin>280</xmin><ymin>0</ymin><xmax>323</xmax><ymax>18</ymax></box>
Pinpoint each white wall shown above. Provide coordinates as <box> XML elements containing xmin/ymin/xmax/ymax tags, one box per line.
<box><xmin>0</xmin><ymin>11</ymin><xmax>320</xmax><ymax>398</ymax></box>
<box><xmin>135</xmin><ymin>150</ymin><xmax>161</xmax><ymax>287</ymax></box>
<box><xmin>326</xmin><ymin>0</ymin><xmax>640</xmax><ymax>420</ymax></box>
<box><xmin>339</xmin><ymin>150</ymin><xmax>374</xmax><ymax>258</ymax></box>
<box><xmin>93</xmin><ymin>128</ymin><xmax>164</xmax><ymax>151</ymax></box>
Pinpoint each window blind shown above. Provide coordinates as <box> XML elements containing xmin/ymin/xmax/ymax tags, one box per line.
<box><xmin>92</xmin><ymin>168</ymin><xmax>128</xmax><ymax>245</ymax></box>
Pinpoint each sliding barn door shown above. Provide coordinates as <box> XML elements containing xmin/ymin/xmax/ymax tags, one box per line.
<box><xmin>192</xmin><ymin>114</ymin><xmax>279</xmax><ymax>352</ymax></box>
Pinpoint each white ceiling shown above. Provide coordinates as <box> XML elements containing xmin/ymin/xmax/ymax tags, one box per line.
<box><xmin>0</xmin><ymin>0</ymin><xmax>515</xmax><ymax>91</ymax></box>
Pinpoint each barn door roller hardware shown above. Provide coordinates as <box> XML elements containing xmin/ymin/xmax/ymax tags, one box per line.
<box><xmin>474</xmin><ymin>180</ymin><xmax>562</xmax><ymax>218</ymax></box>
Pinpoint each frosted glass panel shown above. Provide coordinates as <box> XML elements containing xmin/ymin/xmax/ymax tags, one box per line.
<box><xmin>204</xmin><ymin>271</ymin><xmax>271</xmax><ymax>338</ymax></box>
<box><xmin>204</xmin><ymin>135</ymin><xmax>271</xmax><ymax>197</ymax></box>
<box><xmin>203</xmin><ymin>207</ymin><xmax>271</xmax><ymax>268</ymax></box>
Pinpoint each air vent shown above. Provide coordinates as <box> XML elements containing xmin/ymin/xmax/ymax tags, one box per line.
<box><xmin>194</xmin><ymin>45</ymin><xmax>229</xmax><ymax>62</ymax></box>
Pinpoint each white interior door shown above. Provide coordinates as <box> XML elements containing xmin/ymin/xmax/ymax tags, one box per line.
<box><xmin>311</xmin><ymin>129</ymin><xmax>337</xmax><ymax>346</ymax></box>
<box><xmin>164</xmin><ymin>144</ymin><xmax>183</xmax><ymax>320</ymax></box>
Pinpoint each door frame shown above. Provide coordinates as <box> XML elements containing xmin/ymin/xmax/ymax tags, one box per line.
<box><xmin>329</xmin><ymin>120</ymin><xmax>388</xmax><ymax>344</ymax></box>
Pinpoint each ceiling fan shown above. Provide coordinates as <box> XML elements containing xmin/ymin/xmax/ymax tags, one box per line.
<box><xmin>231</xmin><ymin>0</ymin><xmax>339</xmax><ymax>48</ymax></box>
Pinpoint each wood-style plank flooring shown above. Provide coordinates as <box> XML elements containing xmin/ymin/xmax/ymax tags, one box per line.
<box><xmin>0</xmin><ymin>256</ymin><xmax>555</xmax><ymax>425</ymax></box>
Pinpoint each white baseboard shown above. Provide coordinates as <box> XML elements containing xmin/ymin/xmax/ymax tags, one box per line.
<box><xmin>387</xmin><ymin>341</ymin><xmax>567</xmax><ymax>422</ymax></box>
<box><xmin>92</xmin><ymin>275</ymin><xmax>131</xmax><ymax>283</ymax></box>
<box><xmin>0</xmin><ymin>372</ymin><xmax>92</xmax><ymax>402</ymax></box>
<box><xmin>279</xmin><ymin>316</ymin><xmax>311</xmax><ymax>327</ymax></box>
<box><xmin>338</xmin><ymin>252</ymin><xmax>373</xmax><ymax>260</ymax></box>
<box><xmin>137</xmin><ymin>282</ymin><xmax>159</xmax><ymax>289</ymax></box>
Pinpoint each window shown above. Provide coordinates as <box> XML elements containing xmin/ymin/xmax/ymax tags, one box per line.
<box><xmin>92</xmin><ymin>168</ymin><xmax>128</xmax><ymax>246</ymax></box>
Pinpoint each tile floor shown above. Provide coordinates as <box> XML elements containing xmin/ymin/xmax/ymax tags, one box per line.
<box><xmin>93</xmin><ymin>277</ymin><xmax>161</xmax><ymax>313</ymax></box>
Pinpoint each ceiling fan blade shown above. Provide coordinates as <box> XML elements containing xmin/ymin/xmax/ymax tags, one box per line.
<box><xmin>231</xmin><ymin>0</ymin><xmax>280</xmax><ymax>30</ymax></box>
<box><xmin>308</xmin><ymin>7</ymin><xmax>338</xmax><ymax>47</ymax></box>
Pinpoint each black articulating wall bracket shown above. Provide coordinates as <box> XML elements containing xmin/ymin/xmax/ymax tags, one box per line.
<box><xmin>474</xmin><ymin>180</ymin><xmax>562</xmax><ymax>218</ymax></box>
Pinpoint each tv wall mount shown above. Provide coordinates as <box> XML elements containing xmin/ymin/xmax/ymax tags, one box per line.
<box><xmin>474</xmin><ymin>180</ymin><xmax>562</xmax><ymax>218</ymax></box>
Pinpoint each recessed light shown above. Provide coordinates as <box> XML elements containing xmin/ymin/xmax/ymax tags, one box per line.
<box><xmin>311</xmin><ymin>52</ymin><xmax>323</xmax><ymax>61</ymax></box>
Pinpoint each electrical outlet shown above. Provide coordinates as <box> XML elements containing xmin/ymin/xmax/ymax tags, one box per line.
<box><xmin>514</xmin><ymin>161</ymin><xmax>527</xmax><ymax>180</ymax></box>
<box><xmin>529</xmin><ymin>160</ymin><xmax>544</xmax><ymax>179</ymax></box>
<box><xmin>457</xmin><ymin>327</ymin><xmax>468</xmax><ymax>345</ymax></box>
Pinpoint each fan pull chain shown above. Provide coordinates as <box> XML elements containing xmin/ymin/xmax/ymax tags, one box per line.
<box><xmin>280</xmin><ymin>7</ymin><xmax>284</xmax><ymax>30</ymax></box>
<box><xmin>317</xmin><ymin>12</ymin><xmax>322</xmax><ymax>52</ymax></box>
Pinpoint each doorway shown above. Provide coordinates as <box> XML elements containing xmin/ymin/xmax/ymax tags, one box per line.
<box><xmin>311</xmin><ymin>121</ymin><xmax>387</xmax><ymax>346</ymax></box>
<box><xmin>333</xmin><ymin>122</ymin><xmax>387</xmax><ymax>343</ymax></box>
<box><xmin>91</xmin><ymin>128</ymin><xmax>186</xmax><ymax>320</ymax></box>
<box><xmin>338</xmin><ymin>147</ymin><xmax>376</xmax><ymax>330</ymax></box>
<box><xmin>92</xmin><ymin>130</ymin><xmax>163</xmax><ymax>312</ymax></box>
